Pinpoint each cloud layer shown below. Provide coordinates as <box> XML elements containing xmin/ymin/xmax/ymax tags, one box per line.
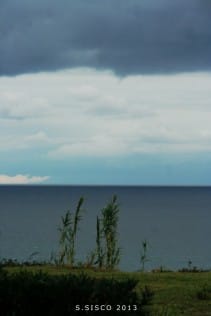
<box><xmin>1</xmin><ymin>69</ymin><xmax>211</xmax><ymax>159</ymax></box>
<box><xmin>0</xmin><ymin>174</ymin><xmax>49</xmax><ymax>184</ymax></box>
<box><xmin>0</xmin><ymin>0</ymin><xmax>211</xmax><ymax>76</ymax></box>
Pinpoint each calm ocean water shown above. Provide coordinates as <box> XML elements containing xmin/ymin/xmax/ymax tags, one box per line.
<box><xmin>0</xmin><ymin>185</ymin><xmax>210</xmax><ymax>271</ymax></box>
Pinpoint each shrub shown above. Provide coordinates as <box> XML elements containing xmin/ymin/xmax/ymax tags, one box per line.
<box><xmin>0</xmin><ymin>269</ymin><xmax>152</xmax><ymax>315</ymax></box>
<box><xmin>196</xmin><ymin>284</ymin><xmax>211</xmax><ymax>300</ymax></box>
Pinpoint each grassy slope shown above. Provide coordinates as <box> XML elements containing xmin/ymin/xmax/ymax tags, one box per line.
<box><xmin>4</xmin><ymin>266</ymin><xmax>211</xmax><ymax>316</ymax></box>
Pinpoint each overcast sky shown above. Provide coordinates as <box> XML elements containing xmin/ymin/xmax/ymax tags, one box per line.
<box><xmin>0</xmin><ymin>0</ymin><xmax>211</xmax><ymax>184</ymax></box>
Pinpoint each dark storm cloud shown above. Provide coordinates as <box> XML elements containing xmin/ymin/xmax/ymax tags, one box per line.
<box><xmin>0</xmin><ymin>0</ymin><xmax>211</xmax><ymax>76</ymax></box>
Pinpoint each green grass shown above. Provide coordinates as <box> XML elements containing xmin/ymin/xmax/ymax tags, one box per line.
<box><xmin>136</xmin><ymin>272</ymin><xmax>211</xmax><ymax>315</ymax></box>
<box><xmin>3</xmin><ymin>265</ymin><xmax>211</xmax><ymax>315</ymax></box>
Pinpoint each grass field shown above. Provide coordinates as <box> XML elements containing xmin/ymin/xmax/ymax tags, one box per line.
<box><xmin>3</xmin><ymin>265</ymin><xmax>211</xmax><ymax>315</ymax></box>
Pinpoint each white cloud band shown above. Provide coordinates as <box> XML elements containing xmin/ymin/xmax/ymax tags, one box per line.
<box><xmin>0</xmin><ymin>174</ymin><xmax>49</xmax><ymax>184</ymax></box>
<box><xmin>0</xmin><ymin>69</ymin><xmax>211</xmax><ymax>158</ymax></box>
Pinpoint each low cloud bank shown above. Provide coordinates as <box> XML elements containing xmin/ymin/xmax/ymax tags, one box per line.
<box><xmin>0</xmin><ymin>174</ymin><xmax>49</xmax><ymax>184</ymax></box>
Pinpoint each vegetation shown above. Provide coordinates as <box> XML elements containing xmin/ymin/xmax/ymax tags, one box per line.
<box><xmin>2</xmin><ymin>266</ymin><xmax>211</xmax><ymax>316</ymax></box>
<box><xmin>140</xmin><ymin>239</ymin><xmax>149</xmax><ymax>272</ymax></box>
<box><xmin>0</xmin><ymin>268</ymin><xmax>151</xmax><ymax>316</ymax></box>
<box><xmin>141</xmin><ymin>271</ymin><xmax>211</xmax><ymax>316</ymax></box>
<box><xmin>95</xmin><ymin>195</ymin><xmax>120</xmax><ymax>270</ymax></box>
<box><xmin>95</xmin><ymin>215</ymin><xmax>104</xmax><ymax>268</ymax></box>
<box><xmin>57</xmin><ymin>195</ymin><xmax>121</xmax><ymax>270</ymax></box>
<box><xmin>58</xmin><ymin>197</ymin><xmax>84</xmax><ymax>266</ymax></box>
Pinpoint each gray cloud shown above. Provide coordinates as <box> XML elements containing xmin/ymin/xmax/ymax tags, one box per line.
<box><xmin>0</xmin><ymin>0</ymin><xmax>211</xmax><ymax>76</ymax></box>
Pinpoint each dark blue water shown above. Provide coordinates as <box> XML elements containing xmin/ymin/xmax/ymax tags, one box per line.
<box><xmin>0</xmin><ymin>185</ymin><xmax>211</xmax><ymax>271</ymax></box>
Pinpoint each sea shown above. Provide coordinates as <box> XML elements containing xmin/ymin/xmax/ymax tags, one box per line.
<box><xmin>0</xmin><ymin>185</ymin><xmax>211</xmax><ymax>271</ymax></box>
